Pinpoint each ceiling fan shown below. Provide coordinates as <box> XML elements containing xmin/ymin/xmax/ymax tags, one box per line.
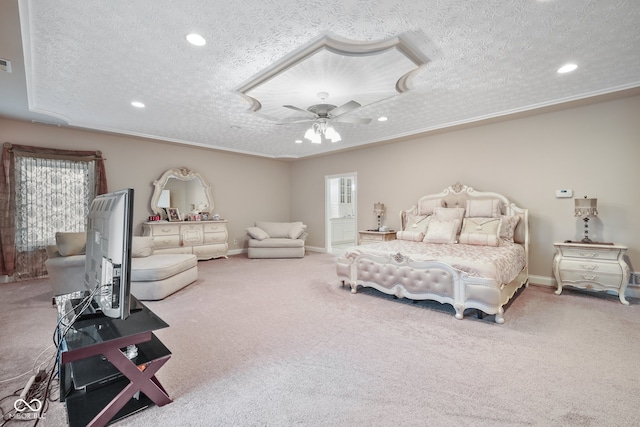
<box><xmin>280</xmin><ymin>92</ymin><xmax>372</xmax><ymax>126</ymax></box>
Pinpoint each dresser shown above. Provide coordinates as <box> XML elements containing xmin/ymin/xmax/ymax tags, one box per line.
<box><xmin>553</xmin><ymin>241</ymin><xmax>630</xmax><ymax>305</ymax></box>
<box><xmin>358</xmin><ymin>230</ymin><xmax>396</xmax><ymax>245</ymax></box>
<box><xmin>142</xmin><ymin>220</ymin><xmax>228</xmax><ymax>260</ymax></box>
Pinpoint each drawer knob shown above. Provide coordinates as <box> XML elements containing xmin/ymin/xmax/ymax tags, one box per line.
<box><xmin>580</xmin><ymin>264</ymin><xmax>598</xmax><ymax>271</ymax></box>
<box><xmin>578</xmin><ymin>252</ymin><xmax>598</xmax><ymax>258</ymax></box>
<box><xmin>582</xmin><ymin>274</ymin><xmax>598</xmax><ymax>280</ymax></box>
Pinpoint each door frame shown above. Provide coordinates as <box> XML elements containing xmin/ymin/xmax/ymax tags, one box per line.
<box><xmin>325</xmin><ymin>172</ymin><xmax>357</xmax><ymax>253</ymax></box>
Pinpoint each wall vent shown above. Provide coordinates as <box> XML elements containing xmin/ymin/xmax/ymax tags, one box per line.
<box><xmin>0</xmin><ymin>58</ymin><xmax>12</xmax><ymax>73</ymax></box>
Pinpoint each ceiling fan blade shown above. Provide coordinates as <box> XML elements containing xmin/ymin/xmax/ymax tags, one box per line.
<box><xmin>283</xmin><ymin>104</ymin><xmax>314</xmax><ymax>116</ymax></box>
<box><xmin>334</xmin><ymin>116</ymin><xmax>372</xmax><ymax>125</ymax></box>
<box><xmin>276</xmin><ymin>117</ymin><xmax>316</xmax><ymax>125</ymax></box>
<box><xmin>329</xmin><ymin>100</ymin><xmax>361</xmax><ymax>117</ymax></box>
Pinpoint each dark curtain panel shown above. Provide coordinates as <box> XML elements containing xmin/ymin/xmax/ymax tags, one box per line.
<box><xmin>0</xmin><ymin>142</ymin><xmax>108</xmax><ymax>278</ymax></box>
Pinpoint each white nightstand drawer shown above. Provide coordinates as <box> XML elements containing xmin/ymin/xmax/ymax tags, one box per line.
<box><xmin>558</xmin><ymin>270</ymin><xmax>622</xmax><ymax>286</ymax></box>
<box><xmin>559</xmin><ymin>259</ymin><xmax>623</xmax><ymax>275</ymax></box>
<box><xmin>561</xmin><ymin>247</ymin><xmax>620</xmax><ymax>260</ymax></box>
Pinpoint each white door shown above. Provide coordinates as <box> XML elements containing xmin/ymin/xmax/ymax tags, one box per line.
<box><xmin>325</xmin><ymin>173</ymin><xmax>357</xmax><ymax>254</ymax></box>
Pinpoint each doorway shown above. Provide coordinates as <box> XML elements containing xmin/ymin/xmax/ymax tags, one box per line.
<box><xmin>325</xmin><ymin>173</ymin><xmax>357</xmax><ymax>254</ymax></box>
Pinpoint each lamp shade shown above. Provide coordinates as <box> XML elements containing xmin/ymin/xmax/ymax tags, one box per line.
<box><xmin>574</xmin><ymin>197</ymin><xmax>598</xmax><ymax>217</ymax></box>
<box><xmin>373</xmin><ymin>202</ymin><xmax>385</xmax><ymax>215</ymax></box>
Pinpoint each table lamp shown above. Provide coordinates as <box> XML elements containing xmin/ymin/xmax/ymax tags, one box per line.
<box><xmin>373</xmin><ymin>202</ymin><xmax>385</xmax><ymax>231</ymax></box>
<box><xmin>574</xmin><ymin>196</ymin><xmax>597</xmax><ymax>243</ymax></box>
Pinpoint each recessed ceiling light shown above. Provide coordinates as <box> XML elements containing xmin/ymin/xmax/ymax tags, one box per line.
<box><xmin>557</xmin><ymin>63</ymin><xmax>578</xmax><ymax>74</ymax></box>
<box><xmin>294</xmin><ymin>140</ymin><xmax>303</xmax><ymax>144</ymax></box>
<box><xmin>131</xmin><ymin>101</ymin><xmax>145</xmax><ymax>108</ymax></box>
<box><xmin>377</xmin><ymin>116</ymin><xmax>388</xmax><ymax>122</ymax></box>
<box><xmin>186</xmin><ymin>33</ymin><xmax>206</xmax><ymax>46</ymax></box>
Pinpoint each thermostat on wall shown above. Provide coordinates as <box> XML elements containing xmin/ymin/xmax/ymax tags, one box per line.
<box><xmin>555</xmin><ymin>189</ymin><xmax>573</xmax><ymax>198</ymax></box>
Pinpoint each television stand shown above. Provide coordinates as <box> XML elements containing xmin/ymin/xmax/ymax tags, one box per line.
<box><xmin>56</xmin><ymin>294</ymin><xmax>172</xmax><ymax>427</ymax></box>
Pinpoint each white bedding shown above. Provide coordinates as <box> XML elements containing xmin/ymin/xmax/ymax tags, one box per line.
<box><xmin>344</xmin><ymin>240</ymin><xmax>526</xmax><ymax>285</ymax></box>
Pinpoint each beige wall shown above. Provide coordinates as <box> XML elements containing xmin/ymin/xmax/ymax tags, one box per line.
<box><xmin>2</xmin><ymin>94</ymin><xmax>638</xmax><ymax>281</ymax></box>
<box><xmin>291</xmin><ymin>94</ymin><xmax>640</xmax><ymax>282</ymax></box>
<box><xmin>0</xmin><ymin>119</ymin><xmax>291</xmax><ymax>252</ymax></box>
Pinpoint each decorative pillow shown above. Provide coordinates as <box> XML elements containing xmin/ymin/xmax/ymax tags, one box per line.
<box><xmin>418</xmin><ymin>198</ymin><xmax>445</xmax><ymax>216</ymax></box>
<box><xmin>433</xmin><ymin>207</ymin><xmax>465</xmax><ymax>235</ymax></box>
<box><xmin>246</xmin><ymin>226</ymin><xmax>270</xmax><ymax>241</ymax></box>
<box><xmin>131</xmin><ymin>236</ymin><xmax>154</xmax><ymax>257</ymax></box>
<box><xmin>55</xmin><ymin>232</ymin><xmax>87</xmax><ymax>256</ymax></box>
<box><xmin>288</xmin><ymin>223</ymin><xmax>307</xmax><ymax>239</ymax></box>
<box><xmin>465</xmin><ymin>199</ymin><xmax>502</xmax><ymax>218</ymax></box>
<box><xmin>459</xmin><ymin>217</ymin><xmax>501</xmax><ymax>246</ymax></box>
<box><xmin>396</xmin><ymin>230</ymin><xmax>425</xmax><ymax>242</ymax></box>
<box><xmin>499</xmin><ymin>215</ymin><xmax>521</xmax><ymax>242</ymax></box>
<box><xmin>405</xmin><ymin>214</ymin><xmax>431</xmax><ymax>233</ymax></box>
<box><xmin>423</xmin><ymin>219</ymin><xmax>460</xmax><ymax>244</ymax></box>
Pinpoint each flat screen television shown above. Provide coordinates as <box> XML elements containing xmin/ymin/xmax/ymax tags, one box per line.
<box><xmin>83</xmin><ymin>188</ymin><xmax>134</xmax><ymax>319</ymax></box>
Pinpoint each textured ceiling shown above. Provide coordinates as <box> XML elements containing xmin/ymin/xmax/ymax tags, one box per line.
<box><xmin>0</xmin><ymin>0</ymin><xmax>639</xmax><ymax>158</ymax></box>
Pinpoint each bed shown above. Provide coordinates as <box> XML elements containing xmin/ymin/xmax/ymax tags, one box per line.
<box><xmin>336</xmin><ymin>182</ymin><xmax>529</xmax><ymax>323</ymax></box>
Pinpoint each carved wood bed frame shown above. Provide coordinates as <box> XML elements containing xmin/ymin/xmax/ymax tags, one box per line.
<box><xmin>336</xmin><ymin>183</ymin><xmax>529</xmax><ymax>323</ymax></box>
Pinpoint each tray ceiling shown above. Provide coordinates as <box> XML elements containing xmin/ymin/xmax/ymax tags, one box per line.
<box><xmin>0</xmin><ymin>0</ymin><xmax>639</xmax><ymax>158</ymax></box>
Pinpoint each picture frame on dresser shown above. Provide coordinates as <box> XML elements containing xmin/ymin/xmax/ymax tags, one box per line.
<box><xmin>166</xmin><ymin>207</ymin><xmax>181</xmax><ymax>222</ymax></box>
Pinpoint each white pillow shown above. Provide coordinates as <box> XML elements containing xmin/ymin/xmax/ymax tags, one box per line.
<box><xmin>465</xmin><ymin>199</ymin><xmax>502</xmax><ymax>218</ymax></box>
<box><xmin>131</xmin><ymin>236</ymin><xmax>154</xmax><ymax>257</ymax></box>
<box><xmin>458</xmin><ymin>217</ymin><xmax>500</xmax><ymax>247</ymax></box>
<box><xmin>396</xmin><ymin>230</ymin><xmax>425</xmax><ymax>242</ymax></box>
<box><xmin>405</xmin><ymin>214</ymin><xmax>431</xmax><ymax>233</ymax></box>
<box><xmin>499</xmin><ymin>215</ymin><xmax>521</xmax><ymax>242</ymax></box>
<box><xmin>246</xmin><ymin>226</ymin><xmax>270</xmax><ymax>240</ymax></box>
<box><xmin>55</xmin><ymin>232</ymin><xmax>87</xmax><ymax>256</ymax></box>
<box><xmin>432</xmin><ymin>208</ymin><xmax>465</xmax><ymax>235</ymax></box>
<box><xmin>288</xmin><ymin>223</ymin><xmax>307</xmax><ymax>239</ymax></box>
<box><xmin>423</xmin><ymin>219</ymin><xmax>460</xmax><ymax>244</ymax></box>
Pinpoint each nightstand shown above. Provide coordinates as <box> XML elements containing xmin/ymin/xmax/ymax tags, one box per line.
<box><xmin>358</xmin><ymin>230</ymin><xmax>396</xmax><ymax>245</ymax></box>
<box><xmin>553</xmin><ymin>241</ymin><xmax>630</xmax><ymax>305</ymax></box>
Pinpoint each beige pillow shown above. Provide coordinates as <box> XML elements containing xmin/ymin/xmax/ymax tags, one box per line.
<box><xmin>246</xmin><ymin>226</ymin><xmax>270</xmax><ymax>240</ymax></box>
<box><xmin>499</xmin><ymin>215</ymin><xmax>521</xmax><ymax>242</ymax></box>
<box><xmin>459</xmin><ymin>217</ymin><xmax>501</xmax><ymax>246</ymax></box>
<box><xmin>465</xmin><ymin>199</ymin><xmax>502</xmax><ymax>218</ymax></box>
<box><xmin>131</xmin><ymin>236</ymin><xmax>154</xmax><ymax>257</ymax></box>
<box><xmin>405</xmin><ymin>214</ymin><xmax>431</xmax><ymax>233</ymax></box>
<box><xmin>55</xmin><ymin>232</ymin><xmax>87</xmax><ymax>256</ymax></box>
<box><xmin>423</xmin><ymin>219</ymin><xmax>460</xmax><ymax>244</ymax></box>
<box><xmin>288</xmin><ymin>223</ymin><xmax>307</xmax><ymax>239</ymax></box>
<box><xmin>396</xmin><ymin>230</ymin><xmax>425</xmax><ymax>242</ymax></box>
<box><xmin>418</xmin><ymin>198</ymin><xmax>445</xmax><ymax>216</ymax></box>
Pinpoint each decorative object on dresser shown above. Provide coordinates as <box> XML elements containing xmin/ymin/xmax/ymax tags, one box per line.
<box><xmin>553</xmin><ymin>241</ymin><xmax>630</xmax><ymax>305</ymax></box>
<box><xmin>574</xmin><ymin>196</ymin><xmax>598</xmax><ymax>243</ymax></box>
<box><xmin>337</xmin><ymin>182</ymin><xmax>529</xmax><ymax>323</ymax></box>
<box><xmin>358</xmin><ymin>230</ymin><xmax>396</xmax><ymax>245</ymax></box>
<box><xmin>143</xmin><ymin>220</ymin><xmax>228</xmax><ymax>260</ymax></box>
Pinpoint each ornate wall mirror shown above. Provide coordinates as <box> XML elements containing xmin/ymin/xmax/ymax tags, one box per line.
<box><xmin>150</xmin><ymin>167</ymin><xmax>214</xmax><ymax>219</ymax></box>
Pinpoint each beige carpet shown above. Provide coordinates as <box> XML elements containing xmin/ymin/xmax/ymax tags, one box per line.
<box><xmin>1</xmin><ymin>252</ymin><xmax>639</xmax><ymax>426</ymax></box>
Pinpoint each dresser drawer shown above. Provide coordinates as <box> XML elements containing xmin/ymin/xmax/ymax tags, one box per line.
<box><xmin>153</xmin><ymin>235</ymin><xmax>181</xmax><ymax>249</ymax></box>
<box><xmin>204</xmin><ymin>222</ymin><xmax>227</xmax><ymax>233</ymax></box>
<box><xmin>151</xmin><ymin>224</ymin><xmax>181</xmax><ymax>236</ymax></box>
<box><xmin>204</xmin><ymin>232</ymin><xmax>227</xmax><ymax>244</ymax></box>
<box><xmin>560</xmin><ymin>247</ymin><xmax>620</xmax><ymax>260</ymax></box>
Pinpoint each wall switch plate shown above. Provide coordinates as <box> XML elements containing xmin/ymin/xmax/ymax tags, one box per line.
<box><xmin>556</xmin><ymin>189</ymin><xmax>573</xmax><ymax>198</ymax></box>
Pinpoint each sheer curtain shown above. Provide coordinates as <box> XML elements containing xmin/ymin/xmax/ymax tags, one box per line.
<box><xmin>0</xmin><ymin>143</ymin><xmax>108</xmax><ymax>280</ymax></box>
